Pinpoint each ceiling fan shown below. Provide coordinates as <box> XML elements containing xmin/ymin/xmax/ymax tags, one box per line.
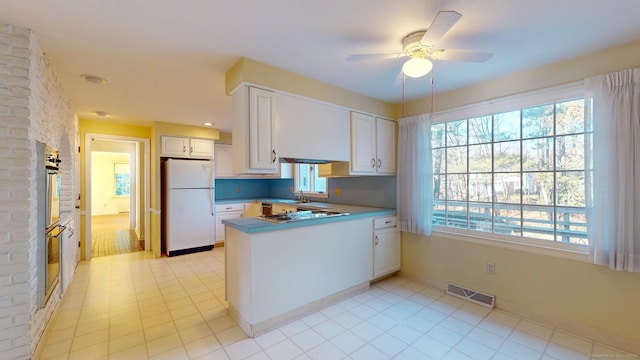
<box><xmin>347</xmin><ymin>11</ymin><xmax>492</xmax><ymax>78</ymax></box>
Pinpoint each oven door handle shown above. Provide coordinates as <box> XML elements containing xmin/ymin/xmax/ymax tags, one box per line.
<box><xmin>47</xmin><ymin>225</ymin><xmax>67</xmax><ymax>239</ymax></box>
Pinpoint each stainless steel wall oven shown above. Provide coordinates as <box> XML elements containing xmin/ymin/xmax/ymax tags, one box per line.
<box><xmin>36</xmin><ymin>141</ymin><xmax>64</xmax><ymax>308</ymax></box>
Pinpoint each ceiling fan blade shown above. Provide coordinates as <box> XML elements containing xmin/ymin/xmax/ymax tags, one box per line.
<box><xmin>420</xmin><ymin>11</ymin><xmax>462</xmax><ymax>46</ymax></box>
<box><xmin>346</xmin><ymin>53</ymin><xmax>405</xmax><ymax>62</ymax></box>
<box><xmin>435</xmin><ymin>49</ymin><xmax>493</xmax><ymax>63</ymax></box>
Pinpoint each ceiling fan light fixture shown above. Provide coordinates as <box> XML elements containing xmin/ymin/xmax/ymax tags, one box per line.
<box><xmin>402</xmin><ymin>57</ymin><xmax>433</xmax><ymax>78</ymax></box>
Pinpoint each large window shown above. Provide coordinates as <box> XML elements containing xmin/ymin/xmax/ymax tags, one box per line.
<box><xmin>114</xmin><ymin>163</ymin><xmax>130</xmax><ymax>197</ymax></box>
<box><xmin>295</xmin><ymin>164</ymin><xmax>327</xmax><ymax>195</ymax></box>
<box><xmin>431</xmin><ymin>98</ymin><xmax>589</xmax><ymax>246</ymax></box>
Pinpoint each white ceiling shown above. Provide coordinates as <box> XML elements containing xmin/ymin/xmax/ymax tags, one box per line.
<box><xmin>2</xmin><ymin>0</ymin><xmax>640</xmax><ymax>132</ymax></box>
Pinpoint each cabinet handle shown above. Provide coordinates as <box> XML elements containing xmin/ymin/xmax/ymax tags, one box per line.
<box><xmin>378</xmin><ymin>159</ymin><xmax>382</xmax><ymax>168</ymax></box>
<box><xmin>272</xmin><ymin>149</ymin><xmax>277</xmax><ymax>163</ymax></box>
<box><xmin>183</xmin><ymin>145</ymin><xmax>186</xmax><ymax>152</ymax></box>
<box><xmin>385</xmin><ymin>220</ymin><xmax>392</xmax><ymax>224</ymax></box>
<box><xmin>190</xmin><ymin>146</ymin><xmax>194</xmax><ymax>153</ymax></box>
<box><xmin>371</xmin><ymin>158</ymin><xmax>376</xmax><ymax>168</ymax></box>
<box><xmin>375</xmin><ymin>235</ymin><xmax>379</xmax><ymax>246</ymax></box>
<box><xmin>226</xmin><ymin>207</ymin><xmax>232</xmax><ymax>210</ymax></box>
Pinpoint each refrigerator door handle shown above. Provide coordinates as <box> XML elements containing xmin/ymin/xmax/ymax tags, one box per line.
<box><xmin>210</xmin><ymin>158</ymin><xmax>215</xmax><ymax>216</ymax></box>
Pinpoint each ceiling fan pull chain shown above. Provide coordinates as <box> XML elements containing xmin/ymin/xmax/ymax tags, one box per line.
<box><xmin>430</xmin><ymin>76</ymin><xmax>435</xmax><ymax>117</ymax></box>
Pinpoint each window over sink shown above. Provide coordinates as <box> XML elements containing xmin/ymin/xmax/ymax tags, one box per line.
<box><xmin>294</xmin><ymin>164</ymin><xmax>327</xmax><ymax>196</ymax></box>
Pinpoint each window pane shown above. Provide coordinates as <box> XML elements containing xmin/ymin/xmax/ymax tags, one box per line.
<box><xmin>469</xmin><ymin>202</ymin><xmax>492</xmax><ymax>233</ymax></box>
<box><xmin>446</xmin><ymin>201</ymin><xmax>467</xmax><ymax>229</ymax></box>
<box><xmin>494</xmin><ymin>111</ymin><xmax>520</xmax><ymax>141</ymax></box>
<box><xmin>523</xmin><ymin>104</ymin><xmax>554</xmax><ymax>138</ymax></box>
<box><xmin>556</xmin><ymin>134</ymin><xmax>584</xmax><ymax>171</ymax></box>
<box><xmin>433</xmin><ymin>175</ymin><xmax>445</xmax><ymax>201</ymax></box>
<box><xmin>556</xmin><ymin>99</ymin><xmax>584</xmax><ymax>135</ymax></box>
<box><xmin>469</xmin><ymin>173</ymin><xmax>492</xmax><ymax>202</ymax></box>
<box><xmin>494</xmin><ymin>204</ymin><xmax>521</xmax><ymax>235</ymax></box>
<box><xmin>469</xmin><ymin>116</ymin><xmax>492</xmax><ymax>144</ymax></box>
<box><xmin>494</xmin><ymin>173</ymin><xmax>521</xmax><ymax>203</ymax></box>
<box><xmin>522</xmin><ymin>172</ymin><xmax>554</xmax><ymax>205</ymax></box>
<box><xmin>114</xmin><ymin>163</ymin><xmax>130</xmax><ymax>197</ymax></box>
<box><xmin>312</xmin><ymin>165</ymin><xmax>326</xmax><ymax>193</ymax></box>
<box><xmin>469</xmin><ymin>144</ymin><xmax>492</xmax><ymax>173</ymax></box>
<box><xmin>447</xmin><ymin>120</ymin><xmax>467</xmax><ymax>146</ymax></box>
<box><xmin>522</xmin><ymin>138</ymin><xmax>553</xmax><ymax>171</ymax></box>
<box><xmin>433</xmin><ymin>200</ymin><xmax>446</xmax><ymax>226</ymax></box>
<box><xmin>447</xmin><ymin>146</ymin><xmax>467</xmax><ymax>173</ymax></box>
<box><xmin>298</xmin><ymin>164</ymin><xmax>310</xmax><ymax>192</ymax></box>
<box><xmin>557</xmin><ymin>171</ymin><xmax>585</xmax><ymax>207</ymax></box>
<box><xmin>556</xmin><ymin>207</ymin><xmax>588</xmax><ymax>245</ymax></box>
<box><xmin>447</xmin><ymin>174</ymin><xmax>468</xmax><ymax>201</ymax></box>
<box><xmin>522</xmin><ymin>205</ymin><xmax>554</xmax><ymax>240</ymax></box>
<box><xmin>494</xmin><ymin>140</ymin><xmax>520</xmax><ymax>172</ymax></box>
<box><xmin>432</xmin><ymin>148</ymin><xmax>445</xmax><ymax>174</ymax></box>
<box><xmin>431</xmin><ymin>123</ymin><xmax>445</xmax><ymax>148</ymax></box>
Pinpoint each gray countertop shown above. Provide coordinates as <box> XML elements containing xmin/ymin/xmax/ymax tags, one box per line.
<box><xmin>220</xmin><ymin>199</ymin><xmax>395</xmax><ymax>234</ymax></box>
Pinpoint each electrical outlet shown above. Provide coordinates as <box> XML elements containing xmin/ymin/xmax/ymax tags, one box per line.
<box><xmin>486</xmin><ymin>262</ymin><xmax>495</xmax><ymax>275</ymax></box>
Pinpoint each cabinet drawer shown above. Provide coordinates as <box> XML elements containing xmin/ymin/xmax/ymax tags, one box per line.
<box><xmin>373</xmin><ymin>216</ymin><xmax>397</xmax><ymax>229</ymax></box>
<box><xmin>215</xmin><ymin>203</ymin><xmax>245</xmax><ymax>212</ymax></box>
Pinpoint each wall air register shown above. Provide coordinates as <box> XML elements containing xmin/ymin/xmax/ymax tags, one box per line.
<box><xmin>446</xmin><ymin>282</ymin><xmax>495</xmax><ymax>309</ymax></box>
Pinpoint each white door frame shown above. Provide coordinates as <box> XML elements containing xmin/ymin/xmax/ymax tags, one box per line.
<box><xmin>85</xmin><ymin>133</ymin><xmax>151</xmax><ymax>260</ymax></box>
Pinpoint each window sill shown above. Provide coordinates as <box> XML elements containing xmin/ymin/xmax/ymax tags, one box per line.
<box><xmin>429</xmin><ymin>226</ymin><xmax>590</xmax><ymax>263</ymax></box>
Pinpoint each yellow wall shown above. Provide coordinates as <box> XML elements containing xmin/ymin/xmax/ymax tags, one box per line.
<box><xmin>225</xmin><ymin>57</ymin><xmax>399</xmax><ymax>119</ymax></box>
<box><xmin>400</xmin><ymin>39</ymin><xmax>640</xmax><ymax>349</ymax></box>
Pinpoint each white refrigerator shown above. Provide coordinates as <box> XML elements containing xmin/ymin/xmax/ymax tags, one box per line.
<box><xmin>163</xmin><ymin>158</ymin><xmax>215</xmax><ymax>256</ymax></box>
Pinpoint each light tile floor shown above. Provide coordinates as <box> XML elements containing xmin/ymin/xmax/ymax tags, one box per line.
<box><xmin>37</xmin><ymin>247</ymin><xmax>637</xmax><ymax>360</ymax></box>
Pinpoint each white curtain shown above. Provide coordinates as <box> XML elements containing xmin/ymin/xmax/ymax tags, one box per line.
<box><xmin>585</xmin><ymin>68</ymin><xmax>640</xmax><ymax>272</ymax></box>
<box><xmin>397</xmin><ymin>114</ymin><xmax>432</xmax><ymax>235</ymax></box>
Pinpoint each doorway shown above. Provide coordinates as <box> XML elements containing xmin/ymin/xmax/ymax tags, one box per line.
<box><xmin>85</xmin><ymin>134</ymin><xmax>150</xmax><ymax>259</ymax></box>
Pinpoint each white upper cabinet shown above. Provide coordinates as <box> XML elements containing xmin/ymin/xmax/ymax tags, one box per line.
<box><xmin>350</xmin><ymin>112</ymin><xmax>377</xmax><ymax>173</ymax></box>
<box><xmin>161</xmin><ymin>136</ymin><xmax>214</xmax><ymax>159</ymax></box>
<box><xmin>350</xmin><ymin>112</ymin><xmax>396</xmax><ymax>175</ymax></box>
<box><xmin>375</xmin><ymin>118</ymin><xmax>397</xmax><ymax>174</ymax></box>
<box><xmin>275</xmin><ymin>93</ymin><xmax>350</xmax><ymax>161</ymax></box>
<box><xmin>232</xmin><ymin>86</ymin><xmax>278</xmax><ymax>174</ymax></box>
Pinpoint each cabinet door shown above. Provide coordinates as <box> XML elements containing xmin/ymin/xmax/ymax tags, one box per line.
<box><xmin>376</xmin><ymin>118</ymin><xmax>397</xmax><ymax>174</ymax></box>
<box><xmin>373</xmin><ymin>227</ymin><xmax>400</xmax><ymax>278</ymax></box>
<box><xmin>249</xmin><ymin>87</ymin><xmax>278</xmax><ymax>172</ymax></box>
<box><xmin>162</xmin><ymin>136</ymin><xmax>189</xmax><ymax>157</ymax></box>
<box><xmin>190</xmin><ymin>138</ymin><xmax>214</xmax><ymax>158</ymax></box>
<box><xmin>350</xmin><ymin>112</ymin><xmax>376</xmax><ymax>173</ymax></box>
<box><xmin>215</xmin><ymin>211</ymin><xmax>243</xmax><ymax>243</ymax></box>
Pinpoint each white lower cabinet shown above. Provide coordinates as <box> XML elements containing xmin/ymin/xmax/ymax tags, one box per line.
<box><xmin>373</xmin><ymin>216</ymin><xmax>400</xmax><ymax>279</ymax></box>
<box><xmin>215</xmin><ymin>203</ymin><xmax>244</xmax><ymax>244</ymax></box>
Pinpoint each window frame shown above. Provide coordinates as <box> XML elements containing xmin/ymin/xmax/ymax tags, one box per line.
<box><xmin>293</xmin><ymin>164</ymin><xmax>328</xmax><ymax>198</ymax></box>
<box><xmin>429</xmin><ymin>82</ymin><xmax>590</xmax><ymax>257</ymax></box>
<box><xmin>113</xmin><ymin>162</ymin><xmax>130</xmax><ymax>197</ymax></box>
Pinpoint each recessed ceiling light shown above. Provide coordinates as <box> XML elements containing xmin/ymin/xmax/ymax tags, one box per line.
<box><xmin>94</xmin><ymin>111</ymin><xmax>110</xmax><ymax>117</ymax></box>
<box><xmin>81</xmin><ymin>74</ymin><xmax>107</xmax><ymax>84</ymax></box>
<box><xmin>203</xmin><ymin>122</ymin><xmax>214</xmax><ymax>127</ymax></box>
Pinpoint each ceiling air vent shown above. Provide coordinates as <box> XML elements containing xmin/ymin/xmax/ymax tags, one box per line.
<box><xmin>446</xmin><ymin>282</ymin><xmax>495</xmax><ymax>309</ymax></box>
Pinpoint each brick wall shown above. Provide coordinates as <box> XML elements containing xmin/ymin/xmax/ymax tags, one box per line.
<box><xmin>0</xmin><ymin>24</ymin><xmax>76</xmax><ymax>359</ymax></box>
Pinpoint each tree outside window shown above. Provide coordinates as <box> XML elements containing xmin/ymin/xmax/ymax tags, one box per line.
<box><xmin>114</xmin><ymin>163</ymin><xmax>130</xmax><ymax>197</ymax></box>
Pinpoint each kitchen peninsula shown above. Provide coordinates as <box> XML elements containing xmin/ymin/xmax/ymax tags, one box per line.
<box><xmin>222</xmin><ymin>203</ymin><xmax>396</xmax><ymax>337</ymax></box>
